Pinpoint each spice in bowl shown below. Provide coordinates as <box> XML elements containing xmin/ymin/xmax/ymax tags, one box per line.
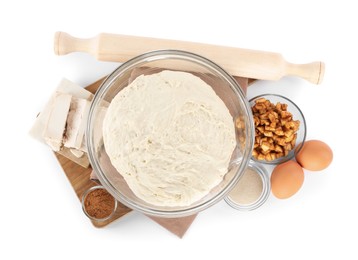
<box><xmin>82</xmin><ymin>185</ymin><xmax>117</xmax><ymax>221</ymax></box>
<box><xmin>225</xmin><ymin>162</ymin><xmax>270</xmax><ymax>211</ymax></box>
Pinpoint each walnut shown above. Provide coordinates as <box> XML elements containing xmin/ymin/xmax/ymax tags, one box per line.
<box><xmin>251</xmin><ymin>97</ymin><xmax>300</xmax><ymax>161</ymax></box>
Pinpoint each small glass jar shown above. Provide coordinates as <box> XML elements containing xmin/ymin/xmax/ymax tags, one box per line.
<box><xmin>81</xmin><ymin>185</ymin><xmax>118</xmax><ymax>222</ymax></box>
<box><xmin>225</xmin><ymin>161</ymin><xmax>270</xmax><ymax>211</ymax></box>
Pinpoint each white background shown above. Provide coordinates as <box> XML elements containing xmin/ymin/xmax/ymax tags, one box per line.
<box><xmin>1</xmin><ymin>0</ymin><xmax>356</xmax><ymax>259</ymax></box>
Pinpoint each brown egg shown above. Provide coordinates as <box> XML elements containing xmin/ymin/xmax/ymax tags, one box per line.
<box><xmin>271</xmin><ymin>160</ymin><xmax>304</xmax><ymax>199</ymax></box>
<box><xmin>296</xmin><ymin>140</ymin><xmax>333</xmax><ymax>171</ymax></box>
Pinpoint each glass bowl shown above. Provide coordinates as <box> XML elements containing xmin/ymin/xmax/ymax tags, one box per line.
<box><xmin>225</xmin><ymin>161</ymin><xmax>270</xmax><ymax>211</ymax></box>
<box><xmin>81</xmin><ymin>185</ymin><xmax>118</xmax><ymax>222</ymax></box>
<box><xmin>86</xmin><ymin>50</ymin><xmax>254</xmax><ymax>218</ymax></box>
<box><xmin>249</xmin><ymin>94</ymin><xmax>307</xmax><ymax>165</ymax></box>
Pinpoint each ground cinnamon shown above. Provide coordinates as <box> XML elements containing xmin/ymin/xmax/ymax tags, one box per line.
<box><xmin>83</xmin><ymin>187</ymin><xmax>116</xmax><ymax>219</ymax></box>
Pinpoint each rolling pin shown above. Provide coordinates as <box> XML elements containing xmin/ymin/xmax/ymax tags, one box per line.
<box><xmin>54</xmin><ymin>31</ymin><xmax>324</xmax><ymax>84</ymax></box>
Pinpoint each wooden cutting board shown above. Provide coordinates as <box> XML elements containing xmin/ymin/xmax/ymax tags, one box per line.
<box><xmin>54</xmin><ymin>75</ymin><xmax>254</xmax><ymax>237</ymax></box>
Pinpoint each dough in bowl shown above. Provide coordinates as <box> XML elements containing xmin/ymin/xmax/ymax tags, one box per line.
<box><xmin>103</xmin><ymin>70</ymin><xmax>236</xmax><ymax>206</ymax></box>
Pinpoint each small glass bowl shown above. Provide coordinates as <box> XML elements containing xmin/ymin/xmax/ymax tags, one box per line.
<box><xmin>249</xmin><ymin>94</ymin><xmax>307</xmax><ymax>165</ymax></box>
<box><xmin>225</xmin><ymin>161</ymin><xmax>270</xmax><ymax>211</ymax></box>
<box><xmin>81</xmin><ymin>185</ymin><xmax>118</xmax><ymax>222</ymax></box>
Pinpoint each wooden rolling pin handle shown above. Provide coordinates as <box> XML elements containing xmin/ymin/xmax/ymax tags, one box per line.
<box><xmin>54</xmin><ymin>32</ymin><xmax>96</xmax><ymax>56</ymax></box>
<box><xmin>54</xmin><ymin>31</ymin><xmax>325</xmax><ymax>84</ymax></box>
<box><xmin>286</xmin><ymin>61</ymin><xmax>325</xmax><ymax>85</ymax></box>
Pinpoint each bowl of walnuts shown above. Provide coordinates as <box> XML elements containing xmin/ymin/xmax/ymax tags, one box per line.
<box><xmin>249</xmin><ymin>94</ymin><xmax>307</xmax><ymax>165</ymax></box>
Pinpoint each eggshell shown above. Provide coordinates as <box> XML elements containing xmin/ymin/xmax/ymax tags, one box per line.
<box><xmin>271</xmin><ymin>160</ymin><xmax>304</xmax><ymax>199</ymax></box>
<box><xmin>296</xmin><ymin>140</ymin><xmax>333</xmax><ymax>171</ymax></box>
